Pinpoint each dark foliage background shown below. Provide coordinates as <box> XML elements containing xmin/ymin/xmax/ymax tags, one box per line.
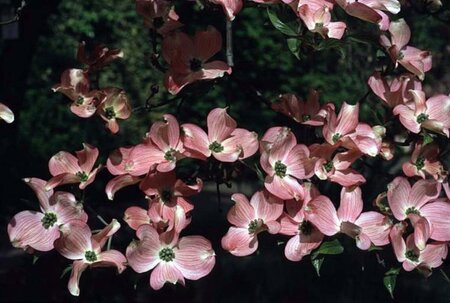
<box><xmin>0</xmin><ymin>0</ymin><xmax>449</xmax><ymax>302</ymax></box>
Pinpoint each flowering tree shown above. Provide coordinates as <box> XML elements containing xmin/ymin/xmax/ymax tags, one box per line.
<box><xmin>4</xmin><ymin>0</ymin><xmax>450</xmax><ymax>300</ymax></box>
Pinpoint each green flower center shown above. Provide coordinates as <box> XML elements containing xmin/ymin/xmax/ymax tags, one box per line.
<box><xmin>315</xmin><ymin>22</ymin><xmax>324</xmax><ymax>29</ymax></box>
<box><xmin>302</xmin><ymin>114</ymin><xmax>311</xmax><ymax>122</ymax></box>
<box><xmin>153</xmin><ymin>17</ymin><xmax>164</xmax><ymax>29</ymax></box>
<box><xmin>209</xmin><ymin>141</ymin><xmax>224</xmax><ymax>153</ymax></box>
<box><xmin>274</xmin><ymin>160</ymin><xmax>287</xmax><ymax>178</ymax></box>
<box><xmin>160</xmin><ymin>189</ymin><xmax>172</xmax><ymax>203</ymax></box>
<box><xmin>76</xmin><ymin>171</ymin><xmax>89</xmax><ymax>182</ymax></box>
<box><xmin>332</xmin><ymin>133</ymin><xmax>342</xmax><ymax>143</ymax></box>
<box><xmin>397</xmin><ymin>51</ymin><xmax>404</xmax><ymax>60</ymax></box>
<box><xmin>415</xmin><ymin>156</ymin><xmax>425</xmax><ymax>170</ymax></box>
<box><xmin>405</xmin><ymin>207</ymin><xmax>420</xmax><ymax>216</ymax></box>
<box><xmin>248</xmin><ymin>219</ymin><xmax>262</xmax><ymax>233</ymax></box>
<box><xmin>190</xmin><ymin>58</ymin><xmax>203</xmax><ymax>72</ymax></box>
<box><xmin>164</xmin><ymin>148</ymin><xmax>176</xmax><ymax>161</ymax></box>
<box><xmin>76</xmin><ymin>96</ymin><xmax>84</xmax><ymax>105</ymax></box>
<box><xmin>299</xmin><ymin>220</ymin><xmax>312</xmax><ymax>235</ymax></box>
<box><xmin>405</xmin><ymin>250</ymin><xmax>419</xmax><ymax>262</ymax></box>
<box><xmin>85</xmin><ymin>250</ymin><xmax>97</xmax><ymax>262</ymax></box>
<box><xmin>159</xmin><ymin>247</ymin><xmax>175</xmax><ymax>262</ymax></box>
<box><xmin>323</xmin><ymin>161</ymin><xmax>334</xmax><ymax>172</ymax></box>
<box><xmin>416</xmin><ymin>113</ymin><xmax>428</xmax><ymax>124</ymax></box>
<box><xmin>105</xmin><ymin>106</ymin><xmax>116</xmax><ymax>120</ymax></box>
<box><xmin>41</xmin><ymin>212</ymin><xmax>57</xmax><ymax>229</ymax></box>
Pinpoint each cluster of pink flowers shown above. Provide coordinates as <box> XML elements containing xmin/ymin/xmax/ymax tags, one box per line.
<box><xmin>53</xmin><ymin>42</ymin><xmax>131</xmax><ymax>133</ymax></box>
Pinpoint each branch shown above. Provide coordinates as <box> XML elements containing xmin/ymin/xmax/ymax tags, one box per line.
<box><xmin>226</xmin><ymin>19</ymin><xmax>234</xmax><ymax>67</ymax></box>
<box><xmin>0</xmin><ymin>1</ymin><xmax>26</xmax><ymax>26</ymax></box>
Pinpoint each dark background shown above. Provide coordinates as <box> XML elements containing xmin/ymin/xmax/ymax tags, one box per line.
<box><xmin>0</xmin><ymin>0</ymin><xmax>449</xmax><ymax>302</ymax></box>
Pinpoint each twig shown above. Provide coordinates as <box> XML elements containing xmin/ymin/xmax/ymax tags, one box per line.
<box><xmin>0</xmin><ymin>1</ymin><xmax>26</xmax><ymax>26</ymax></box>
<box><xmin>226</xmin><ymin>19</ymin><xmax>234</xmax><ymax>67</ymax></box>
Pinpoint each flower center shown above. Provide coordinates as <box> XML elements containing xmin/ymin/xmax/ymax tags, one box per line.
<box><xmin>41</xmin><ymin>212</ymin><xmax>57</xmax><ymax>229</ymax></box>
<box><xmin>416</xmin><ymin>113</ymin><xmax>428</xmax><ymax>124</ymax></box>
<box><xmin>315</xmin><ymin>22</ymin><xmax>324</xmax><ymax>29</ymax></box>
<box><xmin>274</xmin><ymin>160</ymin><xmax>287</xmax><ymax>178</ymax></box>
<box><xmin>299</xmin><ymin>220</ymin><xmax>312</xmax><ymax>235</ymax></box>
<box><xmin>160</xmin><ymin>189</ymin><xmax>172</xmax><ymax>203</ymax></box>
<box><xmin>209</xmin><ymin>141</ymin><xmax>224</xmax><ymax>153</ymax></box>
<box><xmin>405</xmin><ymin>206</ymin><xmax>420</xmax><ymax>216</ymax></box>
<box><xmin>302</xmin><ymin>114</ymin><xmax>311</xmax><ymax>122</ymax></box>
<box><xmin>247</xmin><ymin>219</ymin><xmax>263</xmax><ymax>233</ymax></box>
<box><xmin>153</xmin><ymin>17</ymin><xmax>164</xmax><ymax>29</ymax></box>
<box><xmin>105</xmin><ymin>106</ymin><xmax>116</xmax><ymax>120</ymax></box>
<box><xmin>84</xmin><ymin>250</ymin><xmax>97</xmax><ymax>262</ymax></box>
<box><xmin>164</xmin><ymin>148</ymin><xmax>177</xmax><ymax>161</ymax></box>
<box><xmin>76</xmin><ymin>96</ymin><xmax>84</xmax><ymax>105</ymax></box>
<box><xmin>332</xmin><ymin>133</ymin><xmax>342</xmax><ymax>143</ymax></box>
<box><xmin>190</xmin><ymin>58</ymin><xmax>203</xmax><ymax>72</ymax></box>
<box><xmin>76</xmin><ymin>171</ymin><xmax>89</xmax><ymax>182</ymax></box>
<box><xmin>397</xmin><ymin>51</ymin><xmax>404</xmax><ymax>60</ymax></box>
<box><xmin>159</xmin><ymin>247</ymin><xmax>175</xmax><ymax>262</ymax></box>
<box><xmin>415</xmin><ymin>156</ymin><xmax>425</xmax><ymax>170</ymax></box>
<box><xmin>405</xmin><ymin>250</ymin><xmax>419</xmax><ymax>262</ymax></box>
<box><xmin>323</xmin><ymin>161</ymin><xmax>334</xmax><ymax>172</ymax></box>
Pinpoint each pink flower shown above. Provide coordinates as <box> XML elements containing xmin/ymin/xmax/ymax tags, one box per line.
<box><xmin>322</xmin><ymin>102</ymin><xmax>360</xmax><ymax>145</ymax></box>
<box><xmin>97</xmin><ymin>87</ymin><xmax>132</xmax><ymax>134</ymax></box>
<box><xmin>135</xmin><ymin>0</ymin><xmax>183</xmax><ymax>35</ymax></box>
<box><xmin>76</xmin><ymin>41</ymin><xmax>123</xmax><ymax>71</ymax></box>
<box><xmin>46</xmin><ymin>143</ymin><xmax>102</xmax><ymax>191</ymax></box>
<box><xmin>279</xmin><ymin>183</ymin><xmax>324</xmax><ymax>261</ymax></box>
<box><xmin>52</xmin><ymin>69</ymin><xmax>103</xmax><ymax>118</ymax></box>
<box><xmin>305</xmin><ymin>187</ymin><xmax>392</xmax><ymax>249</ymax></box>
<box><xmin>310</xmin><ymin>143</ymin><xmax>366</xmax><ymax>187</ymax></box>
<box><xmin>209</xmin><ymin>0</ymin><xmax>243</xmax><ymax>20</ymax></box>
<box><xmin>55</xmin><ymin>220</ymin><xmax>127</xmax><ymax>296</ymax></box>
<box><xmin>271</xmin><ymin>90</ymin><xmax>335</xmax><ymax>126</ymax></box>
<box><xmin>260</xmin><ymin>127</ymin><xmax>315</xmax><ymax>200</ymax></box>
<box><xmin>162</xmin><ymin>26</ymin><xmax>231</xmax><ymax>94</ymax></box>
<box><xmin>8</xmin><ymin>178</ymin><xmax>87</xmax><ymax>252</ymax></box>
<box><xmin>389</xmin><ymin>222</ymin><xmax>448</xmax><ymax>275</ymax></box>
<box><xmin>402</xmin><ymin>142</ymin><xmax>443</xmax><ymax>180</ymax></box>
<box><xmin>126</xmin><ymin>224</ymin><xmax>215</xmax><ymax>290</ymax></box>
<box><xmin>182</xmin><ymin>107</ymin><xmax>259</xmax><ymax>163</ymax></box>
<box><xmin>221</xmin><ymin>190</ymin><xmax>283</xmax><ymax>256</ymax></box>
<box><xmin>297</xmin><ymin>0</ymin><xmax>347</xmax><ymax>39</ymax></box>
<box><xmin>0</xmin><ymin>102</ymin><xmax>14</xmax><ymax>123</ymax></box>
<box><xmin>380</xmin><ymin>19</ymin><xmax>432</xmax><ymax>80</ymax></box>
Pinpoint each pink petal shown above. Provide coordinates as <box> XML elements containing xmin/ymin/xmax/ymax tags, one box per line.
<box><xmin>389</xmin><ymin>223</ymin><xmax>406</xmax><ymax>262</ymax></box>
<box><xmin>355</xmin><ymin>211</ymin><xmax>391</xmax><ymax>246</ymax></box>
<box><xmin>328</xmin><ymin>169</ymin><xmax>366</xmax><ymax>187</ymax></box>
<box><xmin>94</xmin><ymin>250</ymin><xmax>127</xmax><ymax>273</ymax></box>
<box><xmin>126</xmin><ymin>225</ymin><xmax>161</xmax><ymax>273</ymax></box>
<box><xmin>305</xmin><ymin>195</ymin><xmax>340</xmax><ymax>236</ymax></box>
<box><xmin>150</xmin><ymin>262</ymin><xmax>185</xmax><ymax>290</ymax></box>
<box><xmin>210</xmin><ymin>0</ymin><xmax>243</xmax><ymax>20</ymax></box>
<box><xmin>198</xmin><ymin>61</ymin><xmax>231</xmax><ymax>79</ymax></box>
<box><xmin>124</xmin><ymin>206</ymin><xmax>151</xmax><ymax>230</ymax></box>
<box><xmin>48</xmin><ymin>151</ymin><xmax>80</xmax><ymax>176</ymax></box>
<box><xmin>221</xmin><ymin>226</ymin><xmax>258</xmax><ymax>257</ymax></box>
<box><xmin>227</xmin><ymin>193</ymin><xmax>255</xmax><ymax>228</ymax></box>
<box><xmin>51</xmin><ymin>192</ymin><xmax>88</xmax><ymax>224</ymax></box>
<box><xmin>389</xmin><ymin>18</ymin><xmax>411</xmax><ymax>50</ymax></box>
<box><xmin>335</xmin><ymin>102</ymin><xmax>360</xmax><ymax>137</ymax></box>
<box><xmin>193</xmin><ymin>26</ymin><xmax>222</xmax><ymax>61</ymax></box>
<box><xmin>420</xmin><ymin>201</ymin><xmax>450</xmax><ymax>242</ymax></box>
<box><xmin>337</xmin><ymin>187</ymin><xmax>363</xmax><ymax>223</ymax></box>
<box><xmin>55</xmin><ymin>220</ymin><xmax>92</xmax><ymax>259</ymax></box>
<box><xmin>387</xmin><ymin>177</ymin><xmax>411</xmax><ymax>221</ymax></box>
<box><xmin>251</xmin><ymin>190</ymin><xmax>284</xmax><ymax>223</ymax></box>
<box><xmin>106</xmin><ymin>174</ymin><xmax>142</xmax><ymax>200</ymax></box>
<box><xmin>410</xmin><ymin>179</ymin><xmax>441</xmax><ymax>210</ymax></box>
<box><xmin>285</xmin><ymin>144</ymin><xmax>315</xmax><ymax>179</ymax></box>
<box><xmin>23</xmin><ymin>178</ymin><xmax>53</xmax><ymax>211</ymax></box>
<box><xmin>207</xmin><ymin>107</ymin><xmax>237</xmax><ymax>143</ymax></box>
<box><xmin>420</xmin><ymin>242</ymin><xmax>448</xmax><ymax>269</ymax></box>
<box><xmin>174</xmin><ymin>236</ymin><xmax>216</xmax><ymax>280</ymax></box>
<box><xmin>45</xmin><ymin>173</ymin><xmax>80</xmax><ymax>191</ymax></box>
<box><xmin>76</xmin><ymin>143</ymin><xmax>99</xmax><ymax>173</ymax></box>
<box><xmin>264</xmin><ymin>175</ymin><xmax>304</xmax><ymax>200</ymax></box>
<box><xmin>91</xmin><ymin>219</ymin><xmax>121</xmax><ymax>248</ymax></box>
<box><xmin>345</xmin><ymin>2</ymin><xmax>382</xmax><ymax>24</ymax></box>
<box><xmin>0</xmin><ymin>102</ymin><xmax>14</xmax><ymax>123</ymax></box>
<box><xmin>68</xmin><ymin>260</ymin><xmax>89</xmax><ymax>296</ymax></box>
<box><xmin>413</xmin><ymin>217</ymin><xmax>431</xmax><ymax>251</ymax></box>
<box><xmin>393</xmin><ymin>104</ymin><xmax>421</xmax><ymax>133</ymax></box>
<box><xmin>181</xmin><ymin>123</ymin><xmax>211</xmax><ymax>158</ymax></box>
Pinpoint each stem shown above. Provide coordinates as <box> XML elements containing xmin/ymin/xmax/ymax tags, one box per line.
<box><xmin>0</xmin><ymin>1</ymin><xmax>26</xmax><ymax>26</ymax></box>
<box><xmin>226</xmin><ymin>19</ymin><xmax>234</xmax><ymax>67</ymax></box>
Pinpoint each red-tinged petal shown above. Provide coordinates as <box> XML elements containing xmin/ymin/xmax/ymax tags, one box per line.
<box><xmin>389</xmin><ymin>223</ymin><xmax>406</xmax><ymax>262</ymax></box>
<box><xmin>420</xmin><ymin>242</ymin><xmax>448</xmax><ymax>269</ymax></box>
<box><xmin>387</xmin><ymin>177</ymin><xmax>411</xmax><ymax>221</ymax></box>
<box><xmin>80</xmin><ymin>165</ymin><xmax>101</xmax><ymax>190</ymax></box>
<box><xmin>76</xmin><ymin>143</ymin><xmax>99</xmax><ymax>173</ymax></box>
<box><xmin>124</xmin><ymin>206</ymin><xmax>151</xmax><ymax>230</ymax></box>
<box><xmin>228</xmin><ymin>128</ymin><xmax>259</xmax><ymax>160</ymax></box>
<box><xmin>70</xmin><ymin>101</ymin><xmax>96</xmax><ymax>118</ymax></box>
<box><xmin>326</xmin><ymin>21</ymin><xmax>346</xmax><ymax>40</ymax></box>
<box><xmin>181</xmin><ymin>123</ymin><xmax>211</xmax><ymax>158</ymax></box>
<box><xmin>279</xmin><ymin>214</ymin><xmax>300</xmax><ymax>236</ymax></box>
<box><xmin>94</xmin><ymin>250</ymin><xmax>127</xmax><ymax>273</ymax></box>
<box><xmin>150</xmin><ymin>262</ymin><xmax>185</xmax><ymax>290</ymax></box>
<box><xmin>305</xmin><ymin>195</ymin><xmax>340</xmax><ymax>236</ymax></box>
<box><xmin>8</xmin><ymin>211</ymin><xmax>58</xmax><ymax>251</ymax></box>
<box><xmin>335</xmin><ymin>102</ymin><xmax>359</xmax><ymax>137</ymax></box>
<box><xmin>174</xmin><ymin>178</ymin><xmax>203</xmax><ymax>197</ymax></box>
<box><xmin>131</xmin><ymin>143</ymin><xmax>165</xmax><ymax>175</ymax></box>
<box><xmin>161</xmin><ymin>31</ymin><xmax>193</xmax><ymax>64</ymax></box>
<box><xmin>193</xmin><ymin>26</ymin><xmax>222</xmax><ymax>61</ymax></box>
<box><xmin>251</xmin><ymin>190</ymin><xmax>284</xmax><ymax>223</ymax></box>
<box><xmin>227</xmin><ymin>193</ymin><xmax>254</xmax><ymax>228</ymax></box>
<box><xmin>265</xmin><ymin>221</ymin><xmax>281</xmax><ymax>234</ymax></box>
<box><xmin>413</xmin><ymin>217</ymin><xmax>431</xmax><ymax>251</ymax></box>
<box><xmin>389</xmin><ymin>19</ymin><xmax>411</xmax><ymax>50</ymax></box>
<box><xmin>92</xmin><ymin>219</ymin><xmax>121</xmax><ymax>249</ymax></box>
<box><xmin>56</xmin><ymin>220</ymin><xmax>92</xmax><ymax>259</ymax></box>
<box><xmin>329</xmin><ymin>169</ymin><xmax>366</xmax><ymax>187</ymax></box>
<box><xmin>420</xmin><ymin>202</ymin><xmax>450</xmax><ymax>242</ymax></box>
<box><xmin>51</xmin><ymin>192</ymin><xmax>87</xmax><ymax>224</ymax></box>
<box><xmin>53</xmin><ymin>69</ymin><xmax>89</xmax><ymax>96</ymax></box>
<box><xmin>199</xmin><ymin>61</ymin><xmax>231</xmax><ymax>80</ymax></box>
<box><xmin>285</xmin><ymin>231</ymin><xmax>323</xmax><ymax>262</ymax></box>
<box><xmin>393</xmin><ymin>104</ymin><xmax>421</xmax><ymax>133</ymax></box>
<box><xmin>345</xmin><ymin>2</ymin><xmax>382</xmax><ymax>24</ymax></box>
<box><xmin>207</xmin><ymin>107</ymin><xmax>237</xmax><ymax>143</ymax></box>
<box><xmin>23</xmin><ymin>178</ymin><xmax>53</xmax><ymax>211</ymax></box>
<box><xmin>174</xmin><ymin>236</ymin><xmax>215</xmax><ymax>280</ymax></box>
<box><xmin>164</xmin><ymin>71</ymin><xmax>193</xmax><ymax>95</ymax></box>
<box><xmin>285</xmin><ymin>144</ymin><xmax>314</xmax><ymax>179</ymax></box>
<box><xmin>402</xmin><ymin>162</ymin><xmax>419</xmax><ymax>178</ymax></box>
<box><xmin>284</xmin><ymin>235</ymin><xmax>304</xmax><ymax>262</ymax></box>
<box><xmin>45</xmin><ymin>173</ymin><xmax>80</xmax><ymax>191</ymax></box>
<box><xmin>268</xmin><ymin>128</ymin><xmax>297</xmax><ymax>165</ymax></box>
<box><xmin>106</xmin><ymin>174</ymin><xmax>142</xmax><ymax>200</ymax></box>
<box><xmin>410</xmin><ymin>179</ymin><xmax>441</xmax><ymax>210</ymax></box>
<box><xmin>337</xmin><ymin>187</ymin><xmax>363</xmax><ymax>223</ymax></box>
<box><xmin>356</xmin><ymin>233</ymin><xmax>372</xmax><ymax>250</ymax></box>
<box><xmin>49</xmin><ymin>151</ymin><xmax>80</xmax><ymax>176</ymax></box>
<box><xmin>0</xmin><ymin>102</ymin><xmax>14</xmax><ymax>123</ymax></box>
<box><xmin>210</xmin><ymin>0</ymin><xmax>243</xmax><ymax>20</ymax></box>
<box><xmin>426</xmin><ymin>94</ymin><xmax>450</xmax><ymax>129</ymax></box>
<box><xmin>68</xmin><ymin>260</ymin><xmax>88</xmax><ymax>296</ymax></box>
<box><xmin>221</xmin><ymin>226</ymin><xmax>258</xmax><ymax>257</ymax></box>
<box><xmin>126</xmin><ymin>225</ymin><xmax>161</xmax><ymax>273</ymax></box>
<box><xmin>264</xmin><ymin>175</ymin><xmax>303</xmax><ymax>201</ymax></box>
<box><xmin>355</xmin><ymin>212</ymin><xmax>391</xmax><ymax>246</ymax></box>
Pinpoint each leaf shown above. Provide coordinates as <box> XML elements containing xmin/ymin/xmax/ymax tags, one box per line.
<box><xmin>32</xmin><ymin>255</ymin><xmax>39</xmax><ymax>265</ymax></box>
<box><xmin>267</xmin><ymin>7</ymin><xmax>298</xmax><ymax>37</ymax></box>
<box><xmin>383</xmin><ymin>267</ymin><xmax>401</xmax><ymax>299</ymax></box>
<box><xmin>60</xmin><ymin>264</ymin><xmax>73</xmax><ymax>279</ymax></box>
<box><xmin>368</xmin><ymin>245</ymin><xmax>383</xmax><ymax>252</ymax></box>
<box><xmin>385</xmin><ymin>267</ymin><xmax>401</xmax><ymax>276</ymax></box>
<box><xmin>312</xmin><ymin>257</ymin><xmax>324</xmax><ymax>277</ymax></box>
<box><xmin>286</xmin><ymin>38</ymin><xmax>301</xmax><ymax>60</ymax></box>
<box><xmin>311</xmin><ymin>239</ymin><xmax>344</xmax><ymax>259</ymax></box>
<box><xmin>316</xmin><ymin>39</ymin><xmax>346</xmax><ymax>59</ymax></box>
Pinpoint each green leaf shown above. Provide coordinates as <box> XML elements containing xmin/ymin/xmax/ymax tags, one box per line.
<box><xmin>312</xmin><ymin>257</ymin><xmax>324</xmax><ymax>277</ymax></box>
<box><xmin>32</xmin><ymin>255</ymin><xmax>39</xmax><ymax>265</ymax></box>
<box><xmin>368</xmin><ymin>245</ymin><xmax>383</xmax><ymax>252</ymax></box>
<box><xmin>311</xmin><ymin>239</ymin><xmax>344</xmax><ymax>259</ymax></box>
<box><xmin>383</xmin><ymin>267</ymin><xmax>401</xmax><ymax>299</ymax></box>
<box><xmin>60</xmin><ymin>265</ymin><xmax>73</xmax><ymax>279</ymax></box>
<box><xmin>267</xmin><ymin>7</ymin><xmax>298</xmax><ymax>37</ymax></box>
<box><xmin>316</xmin><ymin>39</ymin><xmax>346</xmax><ymax>58</ymax></box>
<box><xmin>286</xmin><ymin>38</ymin><xmax>301</xmax><ymax>60</ymax></box>
<box><xmin>385</xmin><ymin>267</ymin><xmax>401</xmax><ymax>276</ymax></box>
